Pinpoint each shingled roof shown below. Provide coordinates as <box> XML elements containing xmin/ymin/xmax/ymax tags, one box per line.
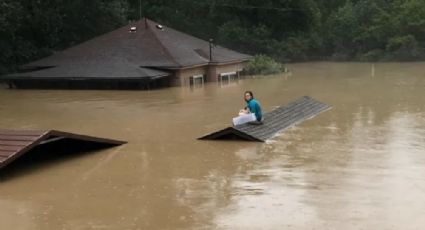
<box><xmin>3</xmin><ymin>57</ymin><xmax>168</xmax><ymax>80</ymax></box>
<box><xmin>199</xmin><ymin>96</ymin><xmax>332</xmax><ymax>142</ymax></box>
<box><xmin>142</xmin><ymin>19</ymin><xmax>252</xmax><ymax>67</ymax></box>
<box><xmin>2</xmin><ymin>18</ymin><xmax>251</xmax><ymax>82</ymax></box>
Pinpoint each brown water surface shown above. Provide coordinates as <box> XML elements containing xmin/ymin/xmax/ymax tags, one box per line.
<box><xmin>1</xmin><ymin>62</ymin><xmax>425</xmax><ymax>230</ymax></box>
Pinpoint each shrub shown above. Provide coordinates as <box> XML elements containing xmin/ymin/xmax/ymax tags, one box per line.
<box><xmin>385</xmin><ymin>35</ymin><xmax>421</xmax><ymax>60</ymax></box>
<box><xmin>244</xmin><ymin>55</ymin><xmax>285</xmax><ymax>75</ymax></box>
<box><xmin>358</xmin><ymin>49</ymin><xmax>384</xmax><ymax>61</ymax></box>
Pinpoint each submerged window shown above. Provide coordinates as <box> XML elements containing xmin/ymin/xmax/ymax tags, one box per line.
<box><xmin>219</xmin><ymin>71</ymin><xmax>238</xmax><ymax>86</ymax></box>
<box><xmin>190</xmin><ymin>74</ymin><xmax>204</xmax><ymax>88</ymax></box>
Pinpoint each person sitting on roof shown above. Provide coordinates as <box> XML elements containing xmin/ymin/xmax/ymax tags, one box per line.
<box><xmin>240</xmin><ymin>90</ymin><xmax>263</xmax><ymax>124</ymax></box>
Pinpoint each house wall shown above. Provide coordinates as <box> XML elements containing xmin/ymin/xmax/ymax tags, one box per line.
<box><xmin>171</xmin><ymin>61</ymin><xmax>248</xmax><ymax>86</ymax></box>
<box><xmin>207</xmin><ymin>62</ymin><xmax>246</xmax><ymax>82</ymax></box>
<box><xmin>172</xmin><ymin>66</ymin><xmax>207</xmax><ymax>86</ymax></box>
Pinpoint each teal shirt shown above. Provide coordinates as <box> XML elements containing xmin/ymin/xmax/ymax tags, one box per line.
<box><xmin>247</xmin><ymin>99</ymin><xmax>262</xmax><ymax>121</ymax></box>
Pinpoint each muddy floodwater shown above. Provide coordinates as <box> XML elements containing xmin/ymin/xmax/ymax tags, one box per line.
<box><xmin>1</xmin><ymin>62</ymin><xmax>425</xmax><ymax>230</ymax></box>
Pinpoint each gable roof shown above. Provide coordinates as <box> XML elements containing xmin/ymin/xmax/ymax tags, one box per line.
<box><xmin>199</xmin><ymin>96</ymin><xmax>332</xmax><ymax>142</ymax></box>
<box><xmin>0</xmin><ymin>129</ymin><xmax>126</xmax><ymax>171</ymax></box>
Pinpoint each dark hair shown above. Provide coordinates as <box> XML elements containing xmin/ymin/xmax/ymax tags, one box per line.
<box><xmin>244</xmin><ymin>91</ymin><xmax>254</xmax><ymax>98</ymax></box>
<box><xmin>244</xmin><ymin>91</ymin><xmax>254</xmax><ymax>101</ymax></box>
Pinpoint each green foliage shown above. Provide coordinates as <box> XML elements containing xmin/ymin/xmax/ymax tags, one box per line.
<box><xmin>245</xmin><ymin>55</ymin><xmax>285</xmax><ymax>75</ymax></box>
<box><xmin>358</xmin><ymin>49</ymin><xmax>385</xmax><ymax>62</ymax></box>
<box><xmin>2</xmin><ymin>0</ymin><xmax>425</xmax><ymax>75</ymax></box>
<box><xmin>385</xmin><ymin>35</ymin><xmax>423</xmax><ymax>60</ymax></box>
<box><xmin>323</xmin><ymin>0</ymin><xmax>425</xmax><ymax>61</ymax></box>
<box><xmin>126</xmin><ymin>0</ymin><xmax>425</xmax><ymax>62</ymax></box>
<box><xmin>0</xmin><ymin>0</ymin><xmax>129</xmax><ymax>74</ymax></box>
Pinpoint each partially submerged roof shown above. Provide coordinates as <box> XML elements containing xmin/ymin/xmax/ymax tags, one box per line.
<box><xmin>3</xmin><ymin>18</ymin><xmax>251</xmax><ymax>82</ymax></box>
<box><xmin>0</xmin><ymin>129</ymin><xmax>126</xmax><ymax>170</ymax></box>
<box><xmin>3</xmin><ymin>58</ymin><xmax>169</xmax><ymax>80</ymax></box>
<box><xmin>20</xmin><ymin>19</ymin><xmax>178</xmax><ymax>70</ymax></box>
<box><xmin>199</xmin><ymin>96</ymin><xmax>332</xmax><ymax>142</ymax></box>
<box><xmin>143</xmin><ymin>19</ymin><xmax>252</xmax><ymax>67</ymax></box>
<box><xmin>18</xmin><ymin>18</ymin><xmax>250</xmax><ymax>70</ymax></box>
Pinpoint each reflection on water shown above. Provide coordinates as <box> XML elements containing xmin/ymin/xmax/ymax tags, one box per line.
<box><xmin>1</xmin><ymin>62</ymin><xmax>425</xmax><ymax>229</ymax></box>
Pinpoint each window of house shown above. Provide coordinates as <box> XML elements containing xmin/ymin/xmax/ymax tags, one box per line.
<box><xmin>189</xmin><ymin>74</ymin><xmax>204</xmax><ymax>87</ymax></box>
<box><xmin>219</xmin><ymin>71</ymin><xmax>238</xmax><ymax>86</ymax></box>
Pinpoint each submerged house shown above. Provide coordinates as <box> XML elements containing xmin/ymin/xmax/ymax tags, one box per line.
<box><xmin>1</xmin><ymin>18</ymin><xmax>252</xmax><ymax>89</ymax></box>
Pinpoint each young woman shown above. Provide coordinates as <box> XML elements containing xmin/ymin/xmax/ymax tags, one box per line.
<box><xmin>240</xmin><ymin>91</ymin><xmax>263</xmax><ymax>122</ymax></box>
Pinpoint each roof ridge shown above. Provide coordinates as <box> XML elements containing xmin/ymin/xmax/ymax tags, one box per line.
<box><xmin>144</xmin><ymin>18</ymin><xmax>181</xmax><ymax>68</ymax></box>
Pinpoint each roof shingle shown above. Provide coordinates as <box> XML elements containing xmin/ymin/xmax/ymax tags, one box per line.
<box><xmin>4</xmin><ymin>18</ymin><xmax>251</xmax><ymax>81</ymax></box>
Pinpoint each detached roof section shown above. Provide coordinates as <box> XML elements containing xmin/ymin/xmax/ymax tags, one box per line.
<box><xmin>199</xmin><ymin>96</ymin><xmax>332</xmax><ymax>142</ymax></box>
<box><xmin>0</xmin><ymin>129</ymin><xmax>126</xmax><ymax>171</ymax></box>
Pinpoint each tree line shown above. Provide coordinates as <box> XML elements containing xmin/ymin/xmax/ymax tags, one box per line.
<box><xmin>1</xmin><ymin>0</ymin><xmax>424</xmax><ymax>74</ymax></box>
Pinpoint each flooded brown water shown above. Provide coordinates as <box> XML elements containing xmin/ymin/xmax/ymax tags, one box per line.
<box><xmin>1</xmin><ymin>62</ymin><xmax>425</xmax><ymax>230</ymax></box>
